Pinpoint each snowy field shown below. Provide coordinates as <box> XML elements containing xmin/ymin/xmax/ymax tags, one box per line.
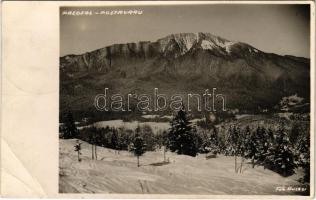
<box><xmin>77</xmin><ymin>120</ymin><xmax>170</xmax><ymax>134</ymax></box>
<box><xmin>59</xmin><ymin>139</ymin><xmax>306</xmax><ymax>195</ymax></box>
<box><xmin>93</xmin><ymin>120</ymin><xmax>170</xmax><ymax>134</ymax></box>
<box><xmin>78</xmin><ymin>118</ymin><xmax>203</xmax><ymax>134</ymax></box>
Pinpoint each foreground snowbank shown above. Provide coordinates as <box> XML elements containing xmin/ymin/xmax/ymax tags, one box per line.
<box><xmin>59</xmin><ymin>139</ymin><xmax>304</xmax><ymax>195</ymax></box>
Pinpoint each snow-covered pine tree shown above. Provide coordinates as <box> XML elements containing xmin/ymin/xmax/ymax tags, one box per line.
<box><xmin>217</xmin><ymin>133</ymin><xmax>226</xmax><ymax>154</ymax></box>
<box><xmin>256</xmin><ymin>127</ymin><xmax>269</xmax><ymax>163</ymax></box>
<box><xmin>132</xmin><ymin>134</ymin><xmax>146</xmax><ymax>167</ymax></box>
<box><xmin>198</xmin><ymin>116</ymin><xmax>213</xmax><ymax>154</ymax></box>
<box><xmin>262</xmin><ymin>128</ymin><xmax>275</xmax><ymax>169</ymax></box>
<box><xmin>235</xmin><ymin>126</ymin><xmax>244</xmax><ymax>155</ymax></box>
<box><xmin>289</xmin><ymin>123</ymin><xmax>300</xmax><ymax>147</ymax></box>
<box><xmin>296</xmin><ymin>132</ymin><xmax>310</xmax><ymax>183</ymax></box>
<box><xmin>244</xmin><ymin>126</ymin><xmax>259</xmax><ymax>168</ymax></box>
<box><xmin>225</xmin><ymin>126</ymin><xmax>235</xmax><ymax>156</ymax></box>
<box><xmin>233</xmin><ymin>126</ymin><xmax>242</xmax><ymax>173</ymax></box>
<box><xmin>265</xmin><ymin>127</ymin><xmax>296</xmax><ymax>176</ymax></box>
<box><xmin>208</xmin><ymin>126</ymin><xmax>220</xmax><ymax>155</ymax></box>
<box><xmin>168</xmin><ymin>107</ymin><xmax>199</xmax><ymax>157</ymax></box>
<box><xmin>242</xmin><ymin>126</ymin><xmax>252</xmax><ymax>152</ymax></box>
<box><xmin>236</xmin><ymin>127</ymin><xmax>247</xmax><ymax>173</ymax></box>
<box><xmin>225</xmin><ymin>126</ymin><xmax>240</xmax><ymax>172</ymax></box>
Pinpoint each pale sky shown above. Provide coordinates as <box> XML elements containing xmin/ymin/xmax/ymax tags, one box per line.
<box><xmin>60</xmin><ymin>4</ymin><xmax>310</xmax><ymax>58</ymax></box>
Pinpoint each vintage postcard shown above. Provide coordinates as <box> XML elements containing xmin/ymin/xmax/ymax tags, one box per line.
<box><xmin>1</xmin><ymin>1</ymin><xmax>315</xmax><ymax>198</ymax></box>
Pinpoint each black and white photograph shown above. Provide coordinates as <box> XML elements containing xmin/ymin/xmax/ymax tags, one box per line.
<box><xmin>59</xmin><ymin>3</ymin><xmax>312</xmax><ymax>195</ymax></box>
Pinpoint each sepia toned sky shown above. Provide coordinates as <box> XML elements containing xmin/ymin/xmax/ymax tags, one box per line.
<box><xmin>60</xmin><ymin>4</ymin><xmax>310</xmax><ymax>58</ymax></box>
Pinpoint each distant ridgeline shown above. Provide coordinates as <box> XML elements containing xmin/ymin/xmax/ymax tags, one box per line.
<box><xmin>60</xmin><ymin>32</ymin><xmax>310</xmax><ymax>121</ymax></box>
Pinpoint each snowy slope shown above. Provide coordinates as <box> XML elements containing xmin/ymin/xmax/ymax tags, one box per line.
<box><xmin>59</xmin><ymin>139</ymin><xmax>305</xmax><ymax>195</ymax></box>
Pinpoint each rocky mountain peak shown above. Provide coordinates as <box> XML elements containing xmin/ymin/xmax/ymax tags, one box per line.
<box><xmin>155</xmin><ymin>32</ymin><xmax>241</xmax><ymax>56</ymax></box>
<box><xmin>156</xmin><ymin>33</ymin><xmax>198</xmax><ymax>55</ymax></box>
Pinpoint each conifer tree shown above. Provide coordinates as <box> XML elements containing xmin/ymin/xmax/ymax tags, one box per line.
<box><xmin>233</xmin><ymin>126</ymin><xmax>242</xmax><ymax>172</ymax></box>
<box><xmin>256</xmin><ymin>127</ymin><xmax>269</xmax><ymax>163</ymax></box>
<box><xmin>296</xmin><ymin>133</ymin><xmax>310</xmax><ymax>183</ymax></box>
<box><xmin>200</xmin><ymin>114</ymin><xmax>218</xmax><ymax>154</ymax></box>
<box><xmin>225</xmin><ymin>126</ymin><xmax>235</xmax><ymax>156</ymax></box>
<box><xmin>244</xmin><ymin>126</ymin><xmax>259</xmax><ymax>168</ymax></box>
<box><xmin>168</xmin><ymin>107</ymin><xmax>199</xmax><ymax>157</ymax></box>
<box><xmin>265</xmin><ymin>127</ymin><xmax>296</xmax><ymax>176</ymax></box>
<box><xmin>63</xmin><ymin>112</ymin><xmax>78</xmax><ymax>139</ymax></box>
<box><xmin>226</xmin><ymin>126</ymin><xmax>241</xmax><ymax>172</ymax></box>
<box><xmin>131</xmin><ymin>134</ymin><xmax>146</xmax><ymax>167</ymax></box>
<box><xmin>289</xmin><ymin>123</ymin><xmax>300</xmax><ymax>146</ymax></box>
<box><xmin>208</xmin><ymin>126</ymin><xmax>220</xmax><ymax>155</ymax></box>
<box><xmin>237</xmin><ymin>127</ymin><xmax>247</xmax><ymax>173</ymax></box>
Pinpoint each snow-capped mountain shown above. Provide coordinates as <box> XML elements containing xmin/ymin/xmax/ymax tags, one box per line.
<box><xmin>60</xmin><ymin>32</ymin><xmax>310</xmax><ymax>114</ymax></box>
<box><xmin>155</xmin><ymin>32</ymin><xmax>258</xmax><ymax>56</ymax></box>
<box><xmin>60</xmin><ymin>32</ymin><xmax>263</xmax><ymax>71</ymax></box>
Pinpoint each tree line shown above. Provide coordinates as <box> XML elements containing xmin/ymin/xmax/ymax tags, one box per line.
<box><xmin>60</xmin><ymin>109</ymin><xmax>310</xmax><ymax>183</ymax></box>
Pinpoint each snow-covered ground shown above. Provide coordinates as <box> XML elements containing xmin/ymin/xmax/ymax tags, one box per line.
<box><xmin>161</xmin><ymin>115</ymin><xmax>173</xmax><ymax>119</ymax></box>
<box><xmin>235</xmin><ymin>114</ymin><xmax>254</xmax><ymax>120</ymax></box>
<box><xmin>277</xmin><ymin>112</ymin><xmax>294</xmax><ymax>120</ymax></box>
<box><xmin>59</xmin><ymin>139</ymin><xmax>305</xmax><ymax>195</ymax></box>
<box><xmin>92</xmin><ymin>120</ymin><xmax>170</xmax><ymax>134</ymax></box>
<box><xmin>78</xmin><ymin>118</ymin><xmax>204</xmax><ymax>134</ymax></box>
<box><xmin>141</xmin><ymin>115</ymin><xmax>160</xmax><ymax>119</ymax></box>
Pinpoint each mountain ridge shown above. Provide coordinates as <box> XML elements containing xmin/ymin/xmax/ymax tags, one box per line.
<box><xmin>62</xmin><ymin>32</ymin><xmax>259</xmax><ymax>58</ymax></box>
<box><xmin>61</xmin><ymin>32</ymin><xmax>309</xmax><ymax>60</ymax></box>
<box><xmin>60</xmin><ymin>32</ymin><xmax>310</xmax><ymax>117</ymax></box>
